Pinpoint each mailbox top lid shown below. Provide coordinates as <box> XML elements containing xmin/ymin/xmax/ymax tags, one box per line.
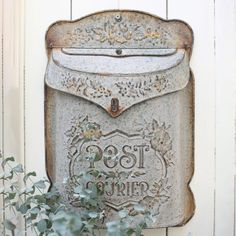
<box><xmin>46</xmin><ymin>10</ymin><xmax>193</xmax><ymax>55</ymax></box>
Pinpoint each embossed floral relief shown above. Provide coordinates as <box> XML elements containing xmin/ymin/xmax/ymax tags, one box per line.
<box><xmin>64</xmin><ymin>18</ymin><xmax>171</xmax><ymax>46</ymax></box>
<box><xmin>61</xmin><ymin>72</ymin><xmax>112</xmax><ymax>98</ymax></box>
<box><xmin>64</xmin><ymin>116</ymin><xmax>175</xmax><ymax>216</ymax></box>
<box><xmin>60</xmin><ymin>71</ymin><xmax>169</xmax><ymax>100</ymax></box>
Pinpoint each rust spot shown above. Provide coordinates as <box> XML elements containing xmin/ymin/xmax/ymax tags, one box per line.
<box><xmin>107</xmin><ymin>98</ymin><xmax>124</xmax><ymax>117</ymax></box>
<box><xmin>111</xmin><ymin>98</ymin><xmax>119</xmax><ymax>113</ymax></box>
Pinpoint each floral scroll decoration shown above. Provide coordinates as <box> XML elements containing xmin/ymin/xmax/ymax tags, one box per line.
<box><xmin>135</xmin><ymin>119</ymin><xmax>175</xmax><ymax>214</ymax></box>
<box><xmin>60</xmin><ymin>71</ymin><xmax>170</xmax><ymax>99</ymax></box>
<box><xmin>64</xmin><ymin>116</ymin><xmax>102</xmax><ymax>160</ymax></box>
<box><xmin>65</xmin><ymin>19</ymin><xmax>171</xmax><ymax>46</ymax></box>
<box><xmin>115</xmin><ymin>75</ymin><xmax>169</xmax><ymax>98</ymax></box>
<box><xmin>61</xmin><ymin>72</ymin><xmax>112</xmax><ymax>98</ymax></box>
<box><xmin>64</xmin><ymin>116</ymin><xmax>175</xmax><ymax>216</ymax></box>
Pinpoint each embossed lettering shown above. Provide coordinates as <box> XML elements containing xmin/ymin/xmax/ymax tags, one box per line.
<box><xmin>134</xmin><ymin>144</ymin><xmax>149</xmax><ymax>168</ymax></box>
<box><xmin>139</xmin><ymin>181</ymin><xmax>149</xmax><ymax>196</ymax></box>
<box><xmin>103</xmin><ymin>145</ymin><xmax>119</xmax><ymax>168</ymax></box>
<box><xmin>119</xmin><ymin>145</ymin><xmax>137</xmax><ymax>169</ymax></box>
<box><xmin>116</xmin><ymin>182</ymin><xmax>126</xmax><ymax>196</ymax></box>
<box><xmin>86</xmin><ymin>145</ymin><xmax>103</xmax><ymax>168</ymax></box>
<box><xmin>106</xmin><ymin>182</ymin><xmax>115</xmax><ymax>196</ymax></box>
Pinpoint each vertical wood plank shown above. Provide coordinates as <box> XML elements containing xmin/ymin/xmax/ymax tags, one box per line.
<box><xmin>0</xmin><ymin>0</ymin><xmax>3</xmax><ymax>234</ymax></box>
<box><xmin>72</xmin><ymin>0</ymin><xmax>117</xmax><ymax>19</ymax></box>
<box><xmin>119</xmin><ymin>0</ymin><xmax>166</xmax><ymax>18</ymax></box>
<box><xmin>168</xmin><ymin>0</ymin><xmax>215</xmax><ymax>235</ymax></box>
<box><xmin>24</xmin><ymin>0</ymin><xmax>70</xmax><ymax>180</ymax></box>
<box><xmin>2</xmin><ymin>0</ymin><xmax>25</xmax><ymax>170</ymax></box>
<box><xmin>24</xmin><ymin>0</ymin><xmax>70</xmax><ymax>234</ymax></box>
<box><xmin>1</xmin><ymin>0</ymin><xmax>25</xmax><ymax>233</ymax></box>
<box><xmin>215</xmin><ymin>0</ymin><xmax>236</xmax><ymax>235</ymax></box>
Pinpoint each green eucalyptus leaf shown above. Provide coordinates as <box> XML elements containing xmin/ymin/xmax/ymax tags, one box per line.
<box><xmin>135</xmin><ymin>222</ymin><xmax>146</xmax><ymax>236</ymax></box>
<box><xmin>37</xmin><ymin>219</ymin><xmax>47</xmax><ymax>233</ymax></box>
<box><xmin>4</xmin><ymin>219</ymin><xmax>16</xmax><ymax>231</ymax></box>
<box><xmin>94</xmin><ymin>152</ymin><xmax>101</xmax><ymax>162</ymax></box>
<box><xmin>126</xmin><ymin>228</ymin><xmax>135</xmax><ymax>236</ymax></box>
<box><xmin>23</xmin><ymin>171</ymin><xmax>36</xmax><ymax>182</ymax></box>
<box><xmin>5</xmin><ymin>171</ymin><xmax>14</xmax><ymax>180</ymax></box>
<box><xmin>1</xmin><ymin>157</ymin><xmax>15</xmax><ymax>168</ymax></box>
<box><xmin>133</xmin><ymin>204</ymin><xmax>145</xmax><ymax>212</ymax></box>
<box><xmin>13</xmin><ymin>164</ymin><xmax>24</xmax><ymax>173</ymax></box>
<box><xmin>74</xmin><ymin>185</ymin><xmax>83</xmax><ymax>194</ymax></box>
<box><xmin>18</xmin><ymin>203</ymin><xmax>30</xmax><ymax>214</ymax></box>
<box><xmin>8</xmin><ymin>192</ymin><xmax>16</xmax><ymax>200</ymax></box>
<box><xmin>25</xmin><ymin>186</ymin><xmax>35</xmax><ymax>194</ymax></box>
<box><xmin>34</xmin><ymin>195</ymin><xmax>46</xmax><ymax>204</ymax></box>
<box><xmin>34</xmin><ymin>180</ymin><xmax>46</xmax><ymax>189</ymax></box>
<box><xmin>47</xmin><ymin>233</ymin><xmax>58</xmax><ymax>236</ymax></box>
<box><xmin>88</xmin><ymin>211</ymin><xmax>98</xmax><ymax>218</ymax></box>
<box><xmin>30</xmin><ymin>213</ymin><xmax>38</xmax><ymax>220</ymax></box>
<box><xmin>30</xmin><ymin>207</ymin><xmax>40</xmax><ymax>214</ymax></box>
<box><xmin>118</xmin><ymin>210</ymin><xmax>128</xmax><ymax>218</ymax></box>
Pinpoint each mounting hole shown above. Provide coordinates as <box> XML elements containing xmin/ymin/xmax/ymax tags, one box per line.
<box><xmin>116</xmin><ymin>49</ymin><xmax>122</xmax><ymax>55</ymax></box>
<box><xmin>115</xmin><ymin>14</ymin><xmax>122</xmax><ymax>22</ymax></box>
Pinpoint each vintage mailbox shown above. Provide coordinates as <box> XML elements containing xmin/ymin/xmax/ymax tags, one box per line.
<box><xmin>45</xmin><ymin>10</ymin><xmax>194</xmax><ymax>227</ymax></box>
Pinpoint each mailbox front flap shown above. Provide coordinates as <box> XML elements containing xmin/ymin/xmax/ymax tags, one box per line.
<box><xmin>45</xmin><ymin>48</ymin><xmax>190</xmax><ymax>117</ymax></box>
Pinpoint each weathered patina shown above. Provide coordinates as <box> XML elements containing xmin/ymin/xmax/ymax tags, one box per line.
<box><xmin>45</xmin><ymin>10</ymin><xmax>195</xmax><ymax>228</ymax></box>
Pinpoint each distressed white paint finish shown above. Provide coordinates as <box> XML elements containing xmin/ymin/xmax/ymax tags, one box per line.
<box><xmin>2</xmin><ymin>0</ymin><xmax>25</xmax><ymax>169</ymax></box>
<box><xmin>24</xmin><ymin>2</ymin><xmax>70</xmax><ymax>232</ymax></box>
<box><xmin>71</xmin><ymin>0</ymin><xmax>117</xmax><ymax>19</ymax></box>
<box><xmin>1</xmin><ymin>0</ymin><xmax>25</xmax><ymax>233</ymax></box>
<box><xmin>215</xmin><ymin>0</ymin><xmax>236</xmax><ymax>235</ymax></box>
<box><xmin>168</xmin><ymin>0</ymin><xmax>216</xmax><ymax>236</ymax></box>
<box><xmin>0</xmin><ymin>0</ymin><xmax>3</xmax><ymax>233</ymax></box>
<box><xmin>24</xmin><ymin>0</ymin><xmax>70</xmax><ymax>179</ymax></box>
<box><xmin>119</xmin><ymin>0</ymin><xmax>166</xmax><ymax>17</ymax></box>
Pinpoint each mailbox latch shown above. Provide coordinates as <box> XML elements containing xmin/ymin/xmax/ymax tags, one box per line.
<box><xmin>111</xmin><ymin>98</ymin><xmax>119</xmax><ymax>113</ymax></box>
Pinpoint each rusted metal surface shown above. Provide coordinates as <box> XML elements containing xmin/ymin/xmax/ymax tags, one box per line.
<box><xmin>45</xmin><ymin>10</ymin><xmax>195</xmax><ymax>228</ymax></box>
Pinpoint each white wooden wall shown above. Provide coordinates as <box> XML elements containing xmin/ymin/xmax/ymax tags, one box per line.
<box><xmin>1</xmin><ymin>0</ymin><xmax>236</xmax><ymax>235</ymax></box>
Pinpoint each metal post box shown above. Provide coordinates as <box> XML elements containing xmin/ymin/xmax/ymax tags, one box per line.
<box><xmin>45</xmin><ymin>10</ymin><xmax>194</xmax><ymax>228</ymax></box>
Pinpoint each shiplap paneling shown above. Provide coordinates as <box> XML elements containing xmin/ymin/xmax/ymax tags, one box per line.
<box><xmin>119</xmin><ymin>0</ymin><xmax>166</xmax><ymax>18</ymax></box>
<box><xmin>0</xmin><ymin>0</ymin><xmax>3</xmax><ymax>234</ymax></box>
<box><xmin>2</xmin><ymin>0</ymin><xmax>24</xmax><ymax>162</ymax></box>
<box><xmin>215</xmin><ymin>0</ymin><xmax>236</xmax><ymax>235</ymax></box>
<box><xmin>168</xmin><ymin>0</ymin><xmax>216</xmax><ymax>235</ymax></box>
<box><xmin>24</xmin><ymin>0</ymin><xmax>70</xmax><ymax>179</ymax></box>
<box><xmin>72</xmin><ymin>0</ymin><xmax>118</xmax><ymax>20</ymax></box>
<box><xmin>24</xmin><ymin>1</ymin><xmax>70</xmax><ymax>232</ymax></box>
<box><xmin>1</xmin><ymin>0</ymin><xmax>26</xmax><ymax>233</ymax></box>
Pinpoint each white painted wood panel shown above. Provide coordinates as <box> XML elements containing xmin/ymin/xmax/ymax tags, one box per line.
<box><xmin>1</xmin><ymin>0</ymin><xmax>25</xmax><ymax>233</ymax></box>
<box><xmin>168</xmin><ymin>0</ymin><xmax>216</xmax><ymax>235</ymax></box>
<box><xmin>24</xmin><ymin>0</ymin><xmax>70</xmax><ymax>179</ymax></box>
<box><xmin>2</xmin><ymin>0</ymin><xmax>25</xmax><ymax>172</ymax></box>
<box><xmin>119</xmin><ymin>0</ymin><xmax>166</xmax><ymax>18</ymax></box>
<box><xmin>215</xmin><ymin>0</ymin><xmax>236</xmax><ymax>235</ymax></box>
<box><xmin>0</xmin><ymin>0</ymin><xmax>3</xmax><ymax>234</ymax></box>
<box><xmin>72</xmin><ymin>0</ymin><xmax>118</xmax><ymax>19</ymax></box>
